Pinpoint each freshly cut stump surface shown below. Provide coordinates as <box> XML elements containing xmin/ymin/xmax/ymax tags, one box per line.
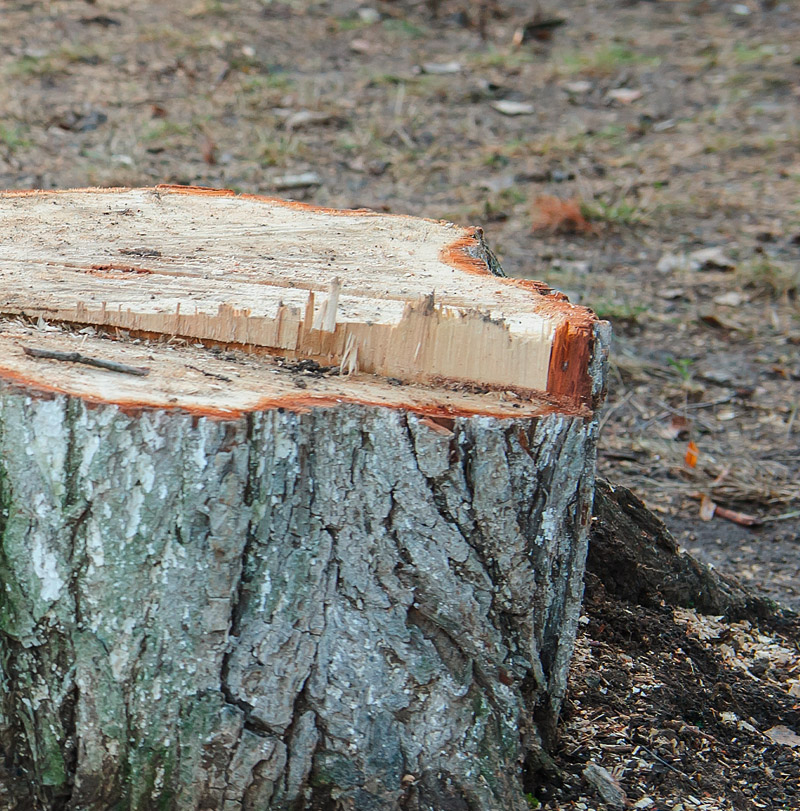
<box><xmin>0</xmin><ymin>186</ymin><xmax>610</xmax><ymax>811</ymax></box>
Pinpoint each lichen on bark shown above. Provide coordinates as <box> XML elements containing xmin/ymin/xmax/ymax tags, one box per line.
<box><xmin>0</xmin><ymin>387</ymin><xmax>597</xmax><ymax>810</ymax></box>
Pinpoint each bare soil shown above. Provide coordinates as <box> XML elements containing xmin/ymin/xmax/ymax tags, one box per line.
<box><xmin>1</xmin><ymin>1</ymin><xmax>798</xmax><ymax>808</ymax></box>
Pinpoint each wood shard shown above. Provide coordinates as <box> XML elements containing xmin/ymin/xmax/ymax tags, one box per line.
<box><xmin>0</xmin><ymin>186</ymin><xmax>606</xmax><ymax>412</ymax></box>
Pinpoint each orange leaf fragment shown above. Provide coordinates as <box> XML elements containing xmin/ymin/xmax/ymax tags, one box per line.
<box><xmin>531</xmin><ymin>196</ymin><xmax>594</xmax><ymax>235</ymax></box>
<box><xmin>684</xmin><ymin>440</ymin><xmax>699</xmax><ymax>468</ymax></box>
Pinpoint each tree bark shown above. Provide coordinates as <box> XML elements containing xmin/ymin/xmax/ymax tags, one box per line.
<box><xmin>587</xmin><ymin>479</ymin><xmax>784</xmax><ymax>621</ymax></box>
<box><xmin>0</xmin><ymin>186</ymin><xmax>609</xmax><ymax>810</ymax></box>
<box><xmin>0</xmin><ymin>394</ymin><xmax>600</xmax><ymax>810</ymax></box>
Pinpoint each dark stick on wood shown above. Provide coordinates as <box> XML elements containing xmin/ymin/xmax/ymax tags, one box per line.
<box><xmin>22</xmin><ymin>346</ymin><xmax>150</xmax><ymax>376</ymax></box>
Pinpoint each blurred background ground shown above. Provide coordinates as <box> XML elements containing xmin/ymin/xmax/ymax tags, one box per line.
<box><xmin>1</xmin><ymin>1</ymin><xmax>798</xmax><ymax>808</ymax></box>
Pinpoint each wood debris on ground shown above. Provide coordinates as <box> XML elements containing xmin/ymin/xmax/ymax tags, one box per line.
<box><xmin>533</xmin><ymin>589</ymin><xmax>800</xmax><ymax>810</ymax></box>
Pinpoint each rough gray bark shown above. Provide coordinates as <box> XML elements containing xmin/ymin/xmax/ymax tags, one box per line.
<box><xmin>0</xmin><ymin>386</ymin><xmax>598</xmax><ymax>810</ymax></box>
<box><xmin>587</xmin><ymin>479</ymin><xmax>786</xmax><ymax>621</ymax></box>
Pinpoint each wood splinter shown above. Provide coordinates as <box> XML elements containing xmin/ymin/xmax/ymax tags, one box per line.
<box><xmin>22</xmin><ymin>345</ymin><xmax>150</xmax><ymax>376</ymax></box>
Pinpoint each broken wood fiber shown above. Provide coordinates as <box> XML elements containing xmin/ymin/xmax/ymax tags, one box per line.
<box><xmin>0</xmin><ymin>185</ymin><xmax>610</xmax><ymax>811</ymax></box>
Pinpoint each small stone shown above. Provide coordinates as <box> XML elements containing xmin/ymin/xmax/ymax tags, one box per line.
<box><xmin>689</xmin><ymin>246</ymin><xmax>736</xmax><ymax>271</ymax></box>
<box><xmin>272</xmin><ymin>171</ymin><xmax>322</xmax><ymax>190</ymax></box>
<box><xmin>357</xmin><ymin>7</ymin><xmax>381</xmax><ymax>23</ymax></box>
<box><xmin>713</xmin><ymin>291</ymin><xmax>746</xmax><ymax>306</ymax></box>
<box><xmin>564</xmin><ymin>80</ymin><xmax>592</xmax><ymax>94</ymax></box>
<box><xmin>657</xmin><ymin>252</ymin><xmax>689</xmax><ymax>274</ymax></box>
<box><xmin>420</xmin><ymin>61</ymin><xmax>462</xmax><ymax>75</ymax></box>
<box><xmin>490</xmin><ymin>100</ymin><xmax>535</xmax><ymax>116</ymax></box>
<box><xmin>607</xmin><ymin>88</ymin><xmax>643</xmax><ymax>104</ymax></box>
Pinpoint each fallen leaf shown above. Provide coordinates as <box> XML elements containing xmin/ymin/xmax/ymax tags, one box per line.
<box><xmin>666</xmin><ymin>414</ymin><xmax>691</xmax><ymax>439</ymax></box>
<box><xmin>653</xmin><ymin>118</ymin><xmax>676</xmax><ymax>131</ymax></box>
<box><xmin>658</xmin><ymin>287</ymin><xmax>687</xmax><ymax>300</ymax></box>
<box><xmin>531</xmin><ymin>196</ymin><xmax>594</xmax><ymax>235</ymax></box>
<box><xmin>275</xmin><ymin>109</ymin><xmax>339</xmax><ymax>130</ymax></box>
<box><xmin>512</xmin><ymin>15</ymin><xmax>567</xmax><ymax>45</ymax></box>
<box><xmin>350</xmin><ymin>38</ymin><xmax>382</xmax><ymax>55</ymax></box>
<box><xmin>201</xmin><ymin>134</ymin><xmax>217</xmax><ymax>165</ymax></box>
<box><xmin>700</xmin><ymin>312</ymin><xmax>741</xmax><ymax>330</ymax></box>
<box><xmin>657</xmin><ymin>252</ymin><xmax>690</xmax><ymax>274</ymax></box>
<box><xmin>713</xmin><ymin>505</ymin><xmax>761</xmax><ymax>527</ymax></box>
<box><xmin>684</xmin><ymin>440</ymin><xmax>699</xmax><ymax>468</ymax></box>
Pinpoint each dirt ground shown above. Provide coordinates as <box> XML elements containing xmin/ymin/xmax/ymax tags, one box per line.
<box><xmin>1</xmin><ymin>0</ymin><xmax>798</xmax><ymax>808</ymax></box>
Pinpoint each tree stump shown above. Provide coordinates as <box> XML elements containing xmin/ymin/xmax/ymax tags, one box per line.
<box><xmin>0</xmin><ymin>186</ymin><xmax>610</xmax><ymax>810</ymax></box>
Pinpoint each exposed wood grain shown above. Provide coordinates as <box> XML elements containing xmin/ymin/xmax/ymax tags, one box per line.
<box><xmin>0</xmin><ymin>186</ymin><xmax>601</xmax><ymax>404</ymax></box>
<box><xmin>0</xmin><ymin>321</ymin><xmax>585</xmax><ymax>420</ymax></box>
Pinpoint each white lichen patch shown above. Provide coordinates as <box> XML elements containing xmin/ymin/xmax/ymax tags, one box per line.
<box><xmin>30</xmin><ymin>531</ymin><xmax>65</xmax><ymax>603</ymax></box>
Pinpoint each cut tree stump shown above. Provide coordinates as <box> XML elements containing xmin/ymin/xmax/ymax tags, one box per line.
<box><xmin>0</xmin><ymin>186</ymin><xmax>610</xmax><ymax>811</ymax></box>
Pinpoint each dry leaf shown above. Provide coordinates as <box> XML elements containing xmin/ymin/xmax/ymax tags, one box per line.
<box><xmin>531</xmin><ymin>196</ymin><xmax>594</xmax><ymax>235</ymax></box>
<box><xmin>713</xmin><ymin>291</ymin><xmax>747</xmax><ymax>307</ymax></box>
<box><xmin>201</xmin><ymin>134</ymin><xmax>217</xmax><ymax>166</ymax></box>
<box><xmin>350</xmin><ymin>38</ymin><xmax>382</xmax><ymax>55</ymax></box>
<box><xmin>272</xmin><ymin>171</ymin><xmax>322</xmax><ymax>190</ymax></box>
<box><xmin>668</xmin><ymin>415</ymin><xmax>691</xmax><ymax>439</ymax></box>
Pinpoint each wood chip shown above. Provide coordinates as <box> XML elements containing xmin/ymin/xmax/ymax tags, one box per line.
<box><xmin>583</xmin><ymin>763</ymin><xmax>627</xmax><ymax>809</ymax></box>
<box><xmin>765</xmin><ymin>725</ymin><xmax>800</xmax><ymax>747</ymax></box>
